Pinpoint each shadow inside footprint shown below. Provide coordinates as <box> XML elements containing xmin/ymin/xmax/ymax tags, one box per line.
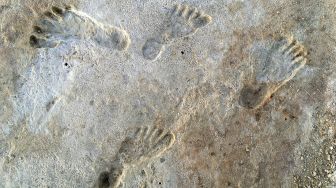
<box><xmin>29</xmin><ymin>5</ymin><xmax>66</xmax><ymax>48</ymax></box>
<box><xmin>239</xmin><ymin>84</ymin><xmax>270</xmax><ymax>109</ymax></box>
<box><xmin>29</xmin><ymin>35</ymin><xmax>59</xmax><ymax>48</ymax></box>
<box><xmin>97</xmin><ymin>162</ymin><xmax>125</xmax><ymax>188</ymax></box>
<box><xmin>98</xmin><ymin>171</ymin><xmax>111</xmax><ymax>188</ymax></box>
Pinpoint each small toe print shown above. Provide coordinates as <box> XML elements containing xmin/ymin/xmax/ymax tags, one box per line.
<box><xmin>155</xmin><ymin>129</ymin><xmax>164</xmax><ymax>138</ymax></box>
<box><xmin>192</xmin><ymin>11</ymin><xmax>202</xmax><ymax>20</ymax></box>
<box><xmin>64</xmin><ymin>4</ymin><xmax>74</xmax><ymax>10</ymax></box>
<box><xmin>142</xmin><ymin>127</ymin><xmax>149</xmax><ymax>137</ymax></box>
<box><xmin>292</xmin><ymin>56</ymin><xmax>306</xmax><ymax>65</ymax></box>
<box><xmin>286</xmin><ymin>44</ymin><xmax>301</xmax><ymax>56</ymax></box>
<box><xmin>153</xmin><ymin>131</ymin><xmax>175</xmax><ymax>150</ymax></box>
<box><xmin>44</xmin><ymin>11</ymin><xmax>60</xmax><ymax>21</ymax></box>
<box><xmin>180</xmin><ymin>5</ymin><xmax>188</xmax><ymax>17</ymax></box>
<box><xmin>149</xmin><ymin>128</ymin><xmax>164</xmax><ymax>142</ymax></box>
<box><xmin>51</xmin><ymin>6</ymin><xmax>65</xmax><ymax>16</ymax></box>
<box><xmin>33</xmin><ymin>25</ymin><xmax>44</xmax><ymax>34</ymax></box>
<box><xmin>293</xmin><ymin>48</ymin><xmax>306</xmax><ymax>58</ymax></box>
<box><xmin>133</xmin><ymin>127</ymin><xmax>142</xmax><ymax>138</ymax></box>
<box><xmin>193</xmin><ymin>14</ymin><xmax>212</xmax><ymax>28</ymax></box>
<box><xmin>29</xmin><ymin>35</ymin><xmax>40</xmax><ymax>47</ymax></box>
<box><xmin>38</xmin><ymin>19</ymin><xmax>57</xmax><ymax>33</ymax></box>
<box><xmin>186</xmin><ymin>8</ymin><xmax>196</xmax><ymax>20</ymax></box>
<box><xmin>282</xmin><ymin>39</ymin><xmax>297</xmax><ymax>54</ymax></box>
<box><xmin>29</xmin><ymin>35</ymin><xmax>59</xmax><ymax>48</ymax></box>
<box><xmin>173</xmin><ymin>4</ymin><xmax>182</xmax><ymax>15</ymax></box>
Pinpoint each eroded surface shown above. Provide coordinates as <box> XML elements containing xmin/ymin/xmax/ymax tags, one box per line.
<box><xmin>0</xmin><ymin>0</ymin><xmax>335</xmax><ymax>187</ymax></box>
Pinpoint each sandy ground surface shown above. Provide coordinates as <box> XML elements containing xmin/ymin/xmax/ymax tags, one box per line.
<box><xmin>0</xmin><ymin>0</ymin><xmax>335</xmax><ymax>187</ymax></box>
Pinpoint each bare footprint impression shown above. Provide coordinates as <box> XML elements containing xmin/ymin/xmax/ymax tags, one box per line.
<box><xmin>29</xmin><ymin>5</ymin><xmax>130</xmax><ymax>50</ymax></box>
<box><xmin>142</xmin><ymin>4</ymin><xmax>212</xmax><ymax>60</ymax></box>
<box><xmin>239</xmin><ymin>36</ymin><xmax>308</xmax><ymax>109</ymax></box>
<box><xmin>97</xmin><ymin>126</ymin><xmax>175</xmax><ymax>188</ymax></box>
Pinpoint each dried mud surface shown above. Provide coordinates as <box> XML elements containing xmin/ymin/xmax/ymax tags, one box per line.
<box><xmin>0</xmin><ymin>0</ymin><xmax>335</xmax><ymax>187</ymax></box>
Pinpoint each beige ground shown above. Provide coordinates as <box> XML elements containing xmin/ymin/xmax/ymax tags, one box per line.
<box><xmin>0</xmin><ymin>0</ymin><xmax>335</xmax><ymax>187</ymax></box>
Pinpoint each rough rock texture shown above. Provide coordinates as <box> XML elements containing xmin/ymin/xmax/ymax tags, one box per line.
<box><xmin>0</xmin><ymin>0</ymin><xmax>335</xmax><ymax>187</ymax></box>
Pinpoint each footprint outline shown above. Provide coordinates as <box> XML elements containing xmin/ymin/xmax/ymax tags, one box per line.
<box><xmin>142</xmin><ymin>4</ymin><xmax>212</xmax><ymax>61</ymax></box>
<box><xmin>239</xmin><ymin>36</ymin><xmax>308</xmax><ymax>109</ymax></box>
<box><xmin>29</xmin><ymin>5</ymin><xmax>130</xmax><ymax>51</ymax></box>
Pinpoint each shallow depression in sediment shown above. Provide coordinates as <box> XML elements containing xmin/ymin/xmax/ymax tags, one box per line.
<box><xmin>0</xmin><ymin>0</ymin><xmax>335</xmax><ymax>187</ymax></box>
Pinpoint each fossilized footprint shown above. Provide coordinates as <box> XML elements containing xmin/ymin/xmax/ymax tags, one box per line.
<box><xmin>29</xmin><ymin>5</ymin><xmax>130</xmax><ymax>50</ymax></box>
<box><xmin>142</xmin><ymin>4</ymin><xmax>212</xmax><ymax>60</ymax></box>
<box><xmin>97</xmin><ymin>126</ymin><xmax>175</xmax><ymax>188</ymax></box>
<box><xmin>239</xmin><ymin>36</ymin><xmax>308</xmax><ymax>109</ymax></box>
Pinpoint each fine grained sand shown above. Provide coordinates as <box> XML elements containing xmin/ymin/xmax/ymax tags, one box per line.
<box><xmin>0</xmin><ymin>0</ymin><xmax>335</xmax><ymax>187</ymax></box>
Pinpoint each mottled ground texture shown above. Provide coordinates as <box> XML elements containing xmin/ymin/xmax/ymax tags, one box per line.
<box><xmin>0</xmin><ymin>0</ymin><xmax>335</xmax><ymax>187</ymax></box>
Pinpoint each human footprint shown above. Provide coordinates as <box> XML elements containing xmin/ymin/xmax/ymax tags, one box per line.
<box><xmin>29</xmin><ymin>5</ymin><xmax>130</xmax><ymax>50</ymax></box>
<box><xmin>142</xmin><ymin>4</ymin><xmax>212</xmax><ymax>60</ymax></box>
<box><xmin>239</xmin><ymin>36</ymin><xmax>308</xmax><ymax>109</ymax></box>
